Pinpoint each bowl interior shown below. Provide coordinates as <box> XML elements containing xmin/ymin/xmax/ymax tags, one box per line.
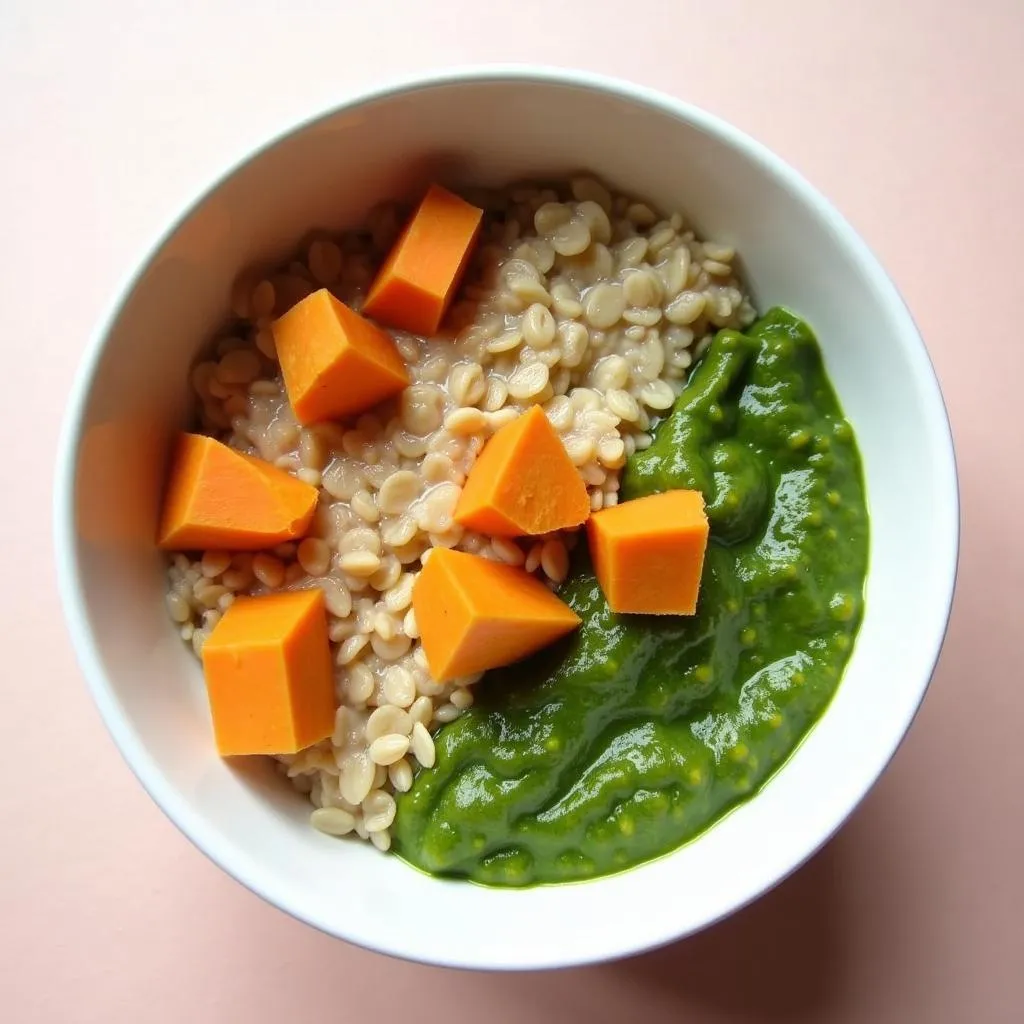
<box><xmin>60</xmin><ymin>72</ymin><xmax>957</xmax><ymax>969</ymax></box>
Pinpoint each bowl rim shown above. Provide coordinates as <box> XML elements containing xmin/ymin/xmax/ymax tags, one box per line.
<box><xmin>53</xmin><ymin>63</ymin><xmax>960</xmax><ymax>970</ymax></box>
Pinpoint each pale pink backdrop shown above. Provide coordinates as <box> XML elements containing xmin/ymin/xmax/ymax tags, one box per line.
<box><xmin>2</xmin><ymin>1</ymin><xmax>1021</xmax><ymax>1021</ymax></box>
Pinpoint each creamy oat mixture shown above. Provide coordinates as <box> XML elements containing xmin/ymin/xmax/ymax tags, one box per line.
<box><xmin>165</xmin><ymin>176</ymin><xmax>754</xmax><ymax>851</ymax></box>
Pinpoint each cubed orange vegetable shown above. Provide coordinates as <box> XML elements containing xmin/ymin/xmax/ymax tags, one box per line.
<box><xmin>157</xmin><ymin>433</ymin><xmax>318</xmax><ymax>551</ymax></box>
<box><xmin>412</xmin><ymin>548</ymin><xmax>581</xmax><ymax>682</ymax></box>
<box><xmin>454</xmin><ymin>406</ymin><xmax>591</xmax><ymax>537</ymax></box>
<box><xmin>271</xmin><ymin>288</ymin><xmax>409</xmax><ymax>425</ymax></box>
<box><xmin>587</xmin><ymin>490</ymin><xmax>710</xmax><ymax>615</ymax></box>
<box><xmin>201</xmin><ymin>588</ymin><xmax>335</xmax><ymax>756</ymax></box>
<box><xmin>363</xmin><ymin>184</ymin><xmax>483</xmax><ymax>335</ymax></box>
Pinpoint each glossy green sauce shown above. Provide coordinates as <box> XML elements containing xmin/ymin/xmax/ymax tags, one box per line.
<box><xmin>393</xmin><ymin>309</ymin><xmax>869</xmax><ymax>886</ymax></box>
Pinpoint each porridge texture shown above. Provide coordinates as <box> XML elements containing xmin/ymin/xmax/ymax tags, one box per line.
<box><xmin>165</xmin><ymin>177</ymin><xmax>755</xmax><ymax>851</ymax></box>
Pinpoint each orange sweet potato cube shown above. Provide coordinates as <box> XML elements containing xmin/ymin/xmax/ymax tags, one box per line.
<box><xmin>271</xmin><ymin>288</ymin><xmax>409</xmax><ymax>425</ymax></box>
<box><xmin>454</xmin><ymin>406</ymin><xmax>590</xmax><ymax>537</ymax></box>
<box><xmin>363</xmin><ymin>184</ymin><xmax>483</xmax><ymax>335</ymax></box>
<box><xmin>587</xmin><ymin>490</ymin><xmax>710</xmax><ymax>615</ymax></box>
<box><xmin>201</xmin><ymin>588</ymin><xmax>335</xmax><ymax>756</ymax></box>
<box><xmin>156</xmin><ymin>433</ymin><xmax>318</xmax><ymax>550</ymax></box>
<box><xmin>412</xmin><ymin>548</ymin><xmax>581</xmax><ymax>682</ymax></box>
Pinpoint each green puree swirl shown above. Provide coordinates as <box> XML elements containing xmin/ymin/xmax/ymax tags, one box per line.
<box><xmin>393</xmin><ymin>308</ymin><xmax>869</xmax><ymax>886</ymax></box>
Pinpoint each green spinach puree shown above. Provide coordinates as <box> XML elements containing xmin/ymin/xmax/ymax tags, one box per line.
<box><xmin>393</xmin><ymin>308</ymin><xmax>869</xmax><ymax>886</ymax></box>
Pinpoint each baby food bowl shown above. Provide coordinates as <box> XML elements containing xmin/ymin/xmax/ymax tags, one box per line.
<box><xmin>54</xmin><ymin>67</ymin><xmax>958</xmax><ymax>970</ymax></box>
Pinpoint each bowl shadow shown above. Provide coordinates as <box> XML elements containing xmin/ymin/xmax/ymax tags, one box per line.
<box><xmin>601</xmin><ymin>833</ymin><xmax>846</xmax><ymax>1021</ymax></box>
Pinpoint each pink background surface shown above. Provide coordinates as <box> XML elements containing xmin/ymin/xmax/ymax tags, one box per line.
<box><xmin>3</xmin><ymin>1</ymin><xmax>1022</xmax><ymax>1020</ymax></box>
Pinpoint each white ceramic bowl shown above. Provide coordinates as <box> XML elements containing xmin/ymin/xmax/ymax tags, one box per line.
<box><xmin>54</xmin><ymin>67</ymin><xmax>958</xmax><ymax>970</ymax></box>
